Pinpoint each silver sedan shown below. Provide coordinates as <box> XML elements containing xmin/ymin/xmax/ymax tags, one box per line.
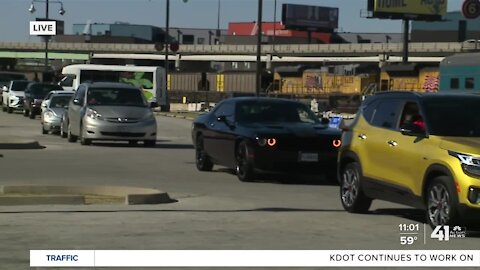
<box><xmin>66</xmin><ymin>82</ymin><xmax>157</xmax><ymax>146</ymax></box>
<box><xmin>41</xmin><ymin>91</ymin><xmax>74</xmax><ymax>134</ymax></box>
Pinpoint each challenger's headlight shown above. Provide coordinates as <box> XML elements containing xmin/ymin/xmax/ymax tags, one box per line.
<box><xmin>255</xmin><ymin>137</ymin><xmax>277</xmax><ymax>147</ymax></box>
<box><xmin>449</xmin><ymin>151</ymin><xmax>480</xmax><ymax>176</ymax></box>
<box><xmin>86</xmin><ymin>108</ymin><xmax>103</xmax><ymax>120</ymax></box>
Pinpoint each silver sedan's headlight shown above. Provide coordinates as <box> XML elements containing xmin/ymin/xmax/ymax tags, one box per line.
<box><xmin>43</xmin><ymin>111</ymin><xmax>57</xmax><ymax>122</ymax></box>
<box><xmin>86</xmin><ymin>108</ymin><xmax>103</xmax><ymax>120</ymax></box>
<box><xmin>449</xmin><ymin>151</ymin><xmax>480</xmax><ymax>176</ymax></box>
<box><xmin>141</xmin><ymin>111</ymin><xmax>155</xmax><ymax>122</ymax></box>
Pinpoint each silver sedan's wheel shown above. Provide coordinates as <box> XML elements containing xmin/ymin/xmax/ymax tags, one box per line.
<box><xmin>67</xmin><ymin>123</ymin><xmax>77</xmax><ymax>143</ymax></box>
<box><xmin>60</xmin><ymin>121</ymin><xmax>67</xmax><ymax>138</ymax></box>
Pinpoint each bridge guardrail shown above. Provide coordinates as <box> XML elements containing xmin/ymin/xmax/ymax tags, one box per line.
<box><xmin>0</xmin><ymin>41</ymin><xmax>467</xmax><ymax>56</ymax></box>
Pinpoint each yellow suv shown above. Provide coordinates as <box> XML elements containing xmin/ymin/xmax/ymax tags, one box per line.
<box><xmin>338</xmin><ymin>92</ymin><xmax>480</xmax><ymax>228</ymax></box>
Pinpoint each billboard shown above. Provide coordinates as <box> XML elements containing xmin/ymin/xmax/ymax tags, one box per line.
<box><xmin>282</xmin><ymin>4</ymin><xmax>338</xmax><ymax>32</ymax></box>
<box><xmin>368</xmin><ymin>0</ymin><xmax>447</xmax><ymax>21</ymax></box>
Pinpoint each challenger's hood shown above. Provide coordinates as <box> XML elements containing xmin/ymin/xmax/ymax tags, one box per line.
<box><xmin>89</xmin><ymin>106</ymin><xmax>151</xmax><ymax>119</ymax></box>
<box><xmin>247</xmin><ymin>122</ymin><xmax>341</xmax><ymax>137</ymax></box>
<box><xmin>440</xmin><ymin>137</ymin><xmax>480</xmax><ymax>155</ymax></box>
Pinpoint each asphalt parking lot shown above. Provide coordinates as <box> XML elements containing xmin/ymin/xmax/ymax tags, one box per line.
<box><xmin>0</xmin><ymin>111</ymin><xmax>479</xmax><ymax>269</ymax></box>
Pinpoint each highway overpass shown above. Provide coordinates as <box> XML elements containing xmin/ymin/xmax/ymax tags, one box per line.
<box><xmin>0</xmin><ymin>41</ymin><xmax>473</xmax><ymax>59</ymax></box>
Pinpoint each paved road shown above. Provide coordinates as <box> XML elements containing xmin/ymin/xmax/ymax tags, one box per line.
<box><xmin>0</xmin><ymin>111</ymin><xmax>478</xmax><ymax>269</ymax></box>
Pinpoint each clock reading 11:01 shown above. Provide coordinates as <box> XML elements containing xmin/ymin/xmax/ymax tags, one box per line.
<box><xmin>399</xmin><ymin>224</ymin><xmax>420</xmax><ymax>232</ymax></box>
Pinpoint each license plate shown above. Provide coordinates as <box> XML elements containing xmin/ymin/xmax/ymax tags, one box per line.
<box><xmin>299</xmin><ymin>152</ymin><xmax>318</xmax><ymax>162</ymax></box>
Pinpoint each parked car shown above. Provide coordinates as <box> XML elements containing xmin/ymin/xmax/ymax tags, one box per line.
<box><xmin>23</xmin><ymin>83</ymin><xmax>64</xmax><ymax>119</ymax></box>
<box><xmin>0</xmin><ymin>72</ymin><xmax>27</xmax><ymax>106</ymax></box>
<box><xmin>338</xmin><ymin>91</ymin><xmax>480</xmax><ymax>228</ymax></box>
<box><xmin>41</xmin><ymin>91</ymin><xmax>74</xmax><ymax>134</ymax></box>
<box><xmin>191</xmin><ymin>97</ymin><xmax>342</xmax><ymax>182</ymax></box>
<box><xmin>65</xmin><ymin>82</ymin><xmax>157</xmax><ymax>146</ymax></box>
<box><xmin>2</xmin><ymin>80</ymin><xmax>30</xmax><ymax>113</ymax></box>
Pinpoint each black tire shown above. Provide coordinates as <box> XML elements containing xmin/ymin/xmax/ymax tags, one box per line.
<box><xmin>23</xmin><ymin>109</ymin><xmax>29</xmax><ymax>117</ymax></box>
<box><xmin>29</xmin><ymin>110</ymin><xmax>35</xmax><ymax>119</ymax></box>
<box><xmin>7</xmin><ymin>107</ymin><xmax>13</xmax><ymax>114</ymax></box>
<box><xmin>144</xmin><ymin>140</ymin><xmax>156</xmax><ymax>147</ymax></box>
<box><xmin>340</xmin><ymin>162</ymin><xmax>372</xmax><ymax>213</ymax></box>
<box><xmin>41</xmin><ymin>124</ymin><xmax>48</xmax><ymax>134</ymax></box>
<box><xmin>195</xmin><ymin>135</ymin><xmax>213</xmax><ymax>171</ymax></box>
<box><xmin>67</xmin><ymin>123</ymin><xmax>77</xmax><ymax>143</ymax></box>
<box><xmin>60</xmin><ymin>122</ymin><xmax>67</xmax><ymax>138</ymax></box>
<box><xmin>426</xmin><ymin>176</ymin><xmax>459</xmax><ymax>228</ymax></box>
<box><xmin>235</xmin><ymin>141</ymin><xmax>256</xmax><ymax>182</ymax></box>
<box><xmin>79</xmin><ymin>124</ymin><xmax>92</xmax><ymax>145</ymax></box>
<box><xmin>2</xmin><ymin>105</ymin><xmax>6</xmax><ymax>112</ymax></box>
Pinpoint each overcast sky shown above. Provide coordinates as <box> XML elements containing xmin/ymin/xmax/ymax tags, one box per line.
<box><xmin>0</xmin><ymin>0</ymin><xmax>466</xmax><ymax>42</ymax></box>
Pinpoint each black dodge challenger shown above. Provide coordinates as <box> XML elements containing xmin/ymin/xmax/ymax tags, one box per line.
<box><xmin>191</xmin><ymin>97</ymin><xmax>342</xmax><ymax>182</ymax></box>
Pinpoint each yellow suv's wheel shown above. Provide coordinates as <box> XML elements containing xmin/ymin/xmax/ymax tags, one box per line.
<box><xmin>340</xmin><ymin>162</ymin><xmax>372</xmax><ymax>213</ymax></box>
<box><xmin>426</xmin><ymin>176</ymin><xmax>459</xmax><ymax>228</ymax></box>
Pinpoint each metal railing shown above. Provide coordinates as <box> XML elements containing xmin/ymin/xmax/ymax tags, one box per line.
<box><xmin>0</xmin><ymin>41</ymin><xmax>466</xmax><ymax>56</ymax></box>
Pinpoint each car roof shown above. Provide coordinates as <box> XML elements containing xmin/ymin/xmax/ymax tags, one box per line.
<box><xmin>49</xmin><ymin>91</ymin><xmax>74</xmax><ymax>95</ymax></box>
<box><xmin>223</xmin><ymin>96</ymin><xmax>304</xmax><ymax>104</ymax></box>
<box><xmin>11</xmin><ymin>80</ymin><xmax>31</xmax><ymax>83</ymax></box>
<box><xmin>27</xmin><ymin>82</ymin><xmax>61</xmax><ymax>87</ymax></box>
<box><xmin>372</xmin><ymin>91</ymin><xmax>480</xmax><ymax>101</ymax></box>
<box><xmin>84</xmin><ymin>82</ymin><xmax>139</xmax><ymax>89</ymax></box>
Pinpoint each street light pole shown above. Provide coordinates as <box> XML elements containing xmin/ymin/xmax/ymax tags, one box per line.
<box><xmin>256</xmin><ymin>0</ymin><xmax>263</xmax><ymax>96</ymax></box>
<box><xmin>164</xmin><ymin>0</ymin><xmax>170</xmax><ymax>111</ymax></box>
<box><xmin>216</xmin><ymin>0</ymin><xmax>221</xmax><ymax>39</ymax></box>
<box><xmin>44</xmin><ymin>0</ymin><xmax>49</xmax><ymax>76</ymax></box>
<box><xmin>273</xmin><ymin>0</ymin><xmax>276</xmax><ymax>51</ymax></box>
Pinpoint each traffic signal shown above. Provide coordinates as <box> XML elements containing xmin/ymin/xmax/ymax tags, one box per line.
<box><xmin>154</xmin><ymin>42</ymin><xmax>164</xmax><ymax>51</ymax></box>
<box><xmin>170</xmin><ymin>42</ymin><xmax>180</xmax><ymax>53</ymax></box>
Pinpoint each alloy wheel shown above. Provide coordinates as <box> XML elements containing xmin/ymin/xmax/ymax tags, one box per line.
<box><xmin>427</xmin><ymin>184</ymin><xmax>451</xmax><ymax>226</ymax></box>
<box><xmin>341</xmin><ymin>168</ymin><xmax>359</xmax><ymax>207</ymax></box>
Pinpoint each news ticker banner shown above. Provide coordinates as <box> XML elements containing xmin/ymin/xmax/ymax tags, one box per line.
<box><xmin>30</xmin><ymin>250</ymin><xmax>480</xmax><ymax>267</ymax></box>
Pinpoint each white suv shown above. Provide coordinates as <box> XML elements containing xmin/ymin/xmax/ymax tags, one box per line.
<box><xmin>2</xmin><ymin>80</ymin><xmax>30</xmax><ymax>114</ymax></box>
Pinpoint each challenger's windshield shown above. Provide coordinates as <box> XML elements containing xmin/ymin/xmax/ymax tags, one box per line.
<box><xmin>236</xmin><ymin>100</ymin><xmax>319</xmax><ymax>124</ymax></box>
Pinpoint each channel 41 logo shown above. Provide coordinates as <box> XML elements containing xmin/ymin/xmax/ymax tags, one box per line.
<box><xmin>431</xmin><ymin>225</ymin><xmax>467</xmax><ymax>241</ymax></box>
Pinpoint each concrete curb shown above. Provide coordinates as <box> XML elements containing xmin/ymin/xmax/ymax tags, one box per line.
<box><xmin>0</xmin><ymin>185</ymin><xmax>174</xmax><ymax>205</ymax></box>
<box><xmin>0</xmin><ymin>195</ymin><xmax>85</xmax><ymax>205</ymax></box>
<box><xmin>155</xmin><ymin>112</ymin><xmax>195</xmax><ymax>121</ymax></box>
<box><xmin>0</xmin><ymin>139</ymin><xmax>42</xmax><ymax>150</ymax></box>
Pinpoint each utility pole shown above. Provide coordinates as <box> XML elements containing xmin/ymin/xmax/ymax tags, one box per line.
<box><xmin>256</xmin><ymin>0</ymin><xmax>263</xmax><ymax>96</ymax></box>
<box><xmin>44</xmin><ymin>0</ymin><xmax>50</xmax><ymax>76</ymax></box>
<box><xmin>164</xmin><ymin>0</ymin><xmax>170</xmax><ymax>111</ymax></box>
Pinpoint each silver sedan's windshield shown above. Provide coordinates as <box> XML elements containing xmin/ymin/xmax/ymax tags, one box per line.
<box><xmin>87</xmin><ymin>88</ymin><xmax>147</xmax><ymax>107</ymax></box>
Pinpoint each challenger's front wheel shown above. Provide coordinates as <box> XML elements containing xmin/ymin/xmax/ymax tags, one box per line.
<box><xmin>195</xmin><ymin>135</ymin><xmax>213</xmax><ymax>171</ymax></box>
<box><xmin>236</xmin><ymin>141</ymin><xmax>255</xmax><ymax>182</ymax></box>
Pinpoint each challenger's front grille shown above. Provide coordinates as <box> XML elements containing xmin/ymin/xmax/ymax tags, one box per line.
<box><xmin>100</xmin><ymin>132</ymin><xmax>145</xmax><ymax>137</ymax></box>
<box><xmin>276</xmin><ymin>135</ymin><xmax>340</xmax><ymax>151</ymax></box>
